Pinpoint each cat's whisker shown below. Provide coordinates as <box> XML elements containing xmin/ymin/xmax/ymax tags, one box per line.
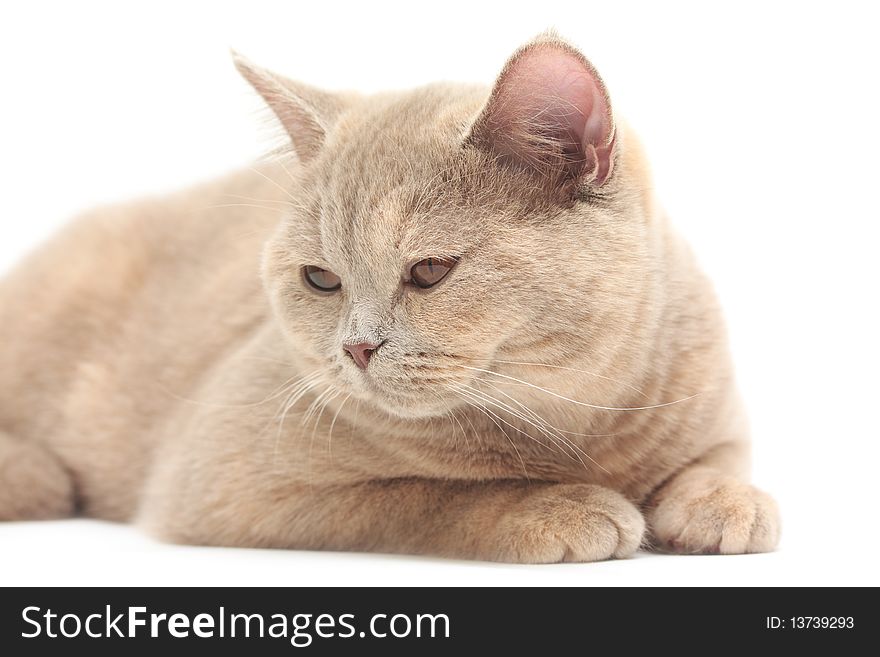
<box><xmin>258</xmin><ymin>377</ymin><xmax>305</xmax><ymax>439</ymax></box>
<box><xmin>457</xmin><ymin>403</ymin><xmax>483</xmax><ymax>451</ymax></box>
<box><xmin>475</xmin><ymin>378</ymin><xmax>618</xmax><ymax>439</ymax></box>
<box><xmin>463</xmin><ymin>381</ymin><xmax>583</xmax><ymax>453</ymax></box>
<box><xmin>306</xmin><ymin>387</ymin><xmax>340</xmax><ymax>490</ymax></box>
<box><xmin>447</xmin><ymin>386</ymin><xmax>529</xmax><ymax>481</ymax></box>
<box><xmin>450</xmin><ymin>407</ymin><xmax>471</xmax><ymax>450</ymax></box>
<box><xmin>273</xmin><ymin>371</ymin><xmax>325</xmax><ymax>421</ymax></box>
<box><xmin>460</xmin><ymin>356</ymin><xmax>649</xmax><ymax>399</ymax></box>
<box><xmin>274</xmin><ymin>156</ymin><xmax>300</xmax><ymax>187</ymax></box>
<box><xmin>454</xmin><ymin>364</ymin><xmax>700</xmax><ymax>411</ymax></box>
<box><xmin>431</xmin><ymin>391</ymin><xmax>456</xmax><ymax>443</ymax></box>
<box><xmin>248</xmin><ymin>166</ymin><xmax>300</xmax><ymax>203</ymax></box>
<box><xmin>271</xmin><ymin>372</ymin><xmax>325</xmax><ymax>465</ymax></box>
<box><xmin>301</xmin><ymin>386</ymin><xmax>334</xmax><ymax>429</ymax></box>
<box><xmin>452</xmin><ymin>384</ymin><xmax>553</xmax><ymax>457</ymax></box>
<box><xmin>267</xmin><ymin>373</ymin><xmax>320</xmax><ymax>414</ymax></box>
<box><xmin>300</xmin><ymin>385</ymin><xmax>334</xmax><ymax>486</ymax></box>
<box><xmin>454</xmin><ymin>382</ymin><xmax>587</xmax><ymax>469</ymax></box>
<box><xmin>433</xmin><ymin>391</ymin><xmax>469</xmax><ymax>450</ymax></box>
<box><xmin>467</xmin><ymin>381</ymin><xmax>612</xmax><ymax>475</ymax></box>
<box><xmin>271</xmin><ymin>380</ymin><xmax>317</xmax><ymax>437</ymax></box>
<box><xmin>326</xmin><ymin>392</ymin><xmax>352</xmax><ymax>457</ymax></box>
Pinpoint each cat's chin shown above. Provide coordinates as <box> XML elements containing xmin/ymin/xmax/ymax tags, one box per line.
<box><xmin>379</xmin><ymin>406</ymin><xmax>436</xmax><ymax>421</ymax></box>
<box><xmin>367</xmin><ymin>395</ymin><xmax>448</xmax><ymax>421</ymax></box>
<box><xmin>355</xmin><ymin>386</ymin><xmax>451</xmax><ymax>421</ymax></box>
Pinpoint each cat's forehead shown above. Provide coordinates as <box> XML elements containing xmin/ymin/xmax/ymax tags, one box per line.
<box><xmin>314</xmin><ymin>178</ymin><xmax>472</xmax><ymax>272</ymax></box>
<box><xmin>322</xmin><ymin>89</ymin><xmax>475</xmax><ymax>200</ymax></box>
<box><xmin>308</xmin><ymin>87</ymin><xmax>488</xmax><ymax>262</ymax></box>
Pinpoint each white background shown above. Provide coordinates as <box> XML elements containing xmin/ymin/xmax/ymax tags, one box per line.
<box><xmin>1</xmin><ymin>1</ymin><xmax>878</xmax><ymax>586</ymax></box>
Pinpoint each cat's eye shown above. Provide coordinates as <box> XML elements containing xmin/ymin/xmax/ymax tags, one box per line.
<box><xmin>409</xmin><ymin>257</ymin><xmax>458</xmax><ymax>289</ymax></box>
<box><xmin>303</xmin><ymin>266</ymin><xmax>342</xmax><ymax>293</ymax></box>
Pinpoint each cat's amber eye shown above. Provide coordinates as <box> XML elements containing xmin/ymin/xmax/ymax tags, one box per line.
<box><xmin>303</xmin><ymin>266</ymin><xmax>342</xmax><ymax>293</ymax></box>
<box><xmin>409</xmin><ymin>257</ymin><xmax>458</xmax><ymax>289</ymax></box>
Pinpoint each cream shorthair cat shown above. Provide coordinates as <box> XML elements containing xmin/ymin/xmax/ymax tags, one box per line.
<box><xmin>0</xmin><ymin>33</ymin><xmax>779</xmax><ymax>562</ymax></box>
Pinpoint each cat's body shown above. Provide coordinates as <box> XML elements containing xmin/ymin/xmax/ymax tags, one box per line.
<box><xmin>0</xmin><ymin>36</ymin><xmax>778</xmax><ymax>561</ymax></box>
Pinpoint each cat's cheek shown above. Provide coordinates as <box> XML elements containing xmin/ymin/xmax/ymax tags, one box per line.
<box><xmin>403</xmin><ymin>282</ymin><xmax>506</xmax><ymax>338</ymax></box>
<box><xmin>269</xmin><ymin>288</ymin><xmax>341</xmax><ymax>361</ymax></box>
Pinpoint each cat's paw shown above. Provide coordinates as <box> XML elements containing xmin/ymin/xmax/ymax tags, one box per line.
<box><xmin>490</xmin><ymin>484</ymin><xmax>645</xmax><ymax>563</ymax></box>
<box><xmin>0</xmin><ymin>432</ymin><xmax>74</xmax><ymax>521</ymax></box>
<box><xmin>650</xmin><ymin>469</ymin><xmax>780</xmax><ymax>555</ymax></box>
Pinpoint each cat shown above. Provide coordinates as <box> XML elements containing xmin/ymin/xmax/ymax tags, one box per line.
<box><xmin>0</xmin><ymin>32</ymin><xmax>779</xmax><ymax>562</ymax></box>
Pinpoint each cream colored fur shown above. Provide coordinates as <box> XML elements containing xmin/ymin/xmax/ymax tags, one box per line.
<box><xmin>0</xmin><ymin>34</ymin><xmax>778</xmax><ymax>562</ymax></box>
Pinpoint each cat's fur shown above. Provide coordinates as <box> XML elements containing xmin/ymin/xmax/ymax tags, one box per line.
<box><xmin>0</xmin><ymin>33</ymin><xmax>779</xmax><ymax>562</ymax></box>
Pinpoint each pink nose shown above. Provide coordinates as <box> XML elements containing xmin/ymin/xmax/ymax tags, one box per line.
<box><xmin>343</xmin><ymin>341</ymin><xmax>381</xmax><ymax>369</ymax></box>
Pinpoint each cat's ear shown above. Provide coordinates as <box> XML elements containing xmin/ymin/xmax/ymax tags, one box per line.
<box><xmin>467</xmin><ymin>34</ymin><xmax>617</xmax><ymax>188</ymax></box>
<box><xmin>233</xmin><ymin>52</ymin><xmax>344</xmax><ymax>163</ymax></box>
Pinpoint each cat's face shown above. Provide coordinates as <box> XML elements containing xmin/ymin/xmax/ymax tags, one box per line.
<box><xmin>248</xmin><ymin>36</ymin><xmax>650</xmax><ymax>419</ymax></box>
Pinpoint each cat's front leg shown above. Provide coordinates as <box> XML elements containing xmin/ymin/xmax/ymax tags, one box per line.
<box><xmin>646</xmin><ymin>454</ymin><xmax>780</xmax><ymax>554</ymax></box>
<box><xmin>142</xmin><ymin>478</ymin><xmax>645</xmax><ymax>564</ymax></box>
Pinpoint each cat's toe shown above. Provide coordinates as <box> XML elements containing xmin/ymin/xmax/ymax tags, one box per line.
<box><xmin>650</xmin><ymin>471</ymin><xmax>780</xmax><ymax>555</ymax></box>
<box><xmin>492</xmin><ymin>484</ymin><xmax>645</xmax><ymax>564</ymax></box>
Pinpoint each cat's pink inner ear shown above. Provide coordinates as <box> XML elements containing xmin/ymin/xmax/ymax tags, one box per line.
<box><xmin>473</xmin><ymin>43</ymin><xmax>616</xmax><ymax>186</ymax></box>
<box><xmin>232</xmin><ymin>52</ymin><xmax>331</xmax><ymax>163</ymax></box>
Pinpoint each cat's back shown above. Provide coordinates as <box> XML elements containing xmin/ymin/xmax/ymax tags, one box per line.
<box><xmin>0</xmin><ymin>163</ymin><xmax>289</xmax><ymax>517</ymax></box>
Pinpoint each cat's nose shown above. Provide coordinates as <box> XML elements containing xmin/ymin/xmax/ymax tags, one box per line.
<box><xmin>343</xmin><ymin>341</ymin><xmax>382</xmax><ymax>369</ymax></box>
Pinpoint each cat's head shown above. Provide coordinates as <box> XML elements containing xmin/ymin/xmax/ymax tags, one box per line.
<box><xmin>237</xmin><ymin>33</ymin><xmax>654</xmax><ymax>419</ymax></box>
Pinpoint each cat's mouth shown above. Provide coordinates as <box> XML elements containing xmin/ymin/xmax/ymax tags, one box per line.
<box><xmin>335</xmin><ymin>347</ymin><xmax>489</xmax><ymax>419</ymax></box>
